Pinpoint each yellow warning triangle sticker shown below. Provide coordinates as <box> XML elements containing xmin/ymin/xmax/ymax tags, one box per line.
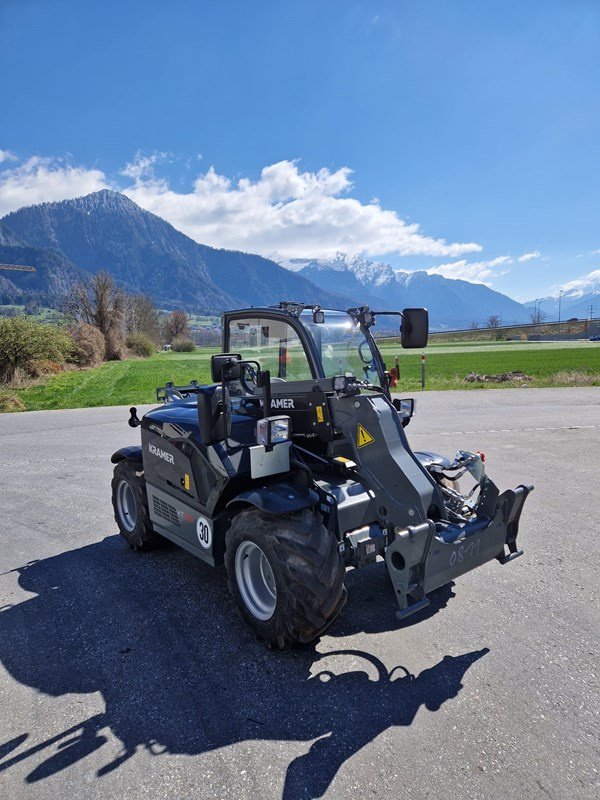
<box><xmin>357</xmin><ymin>423</ymin><xmax>375</xmax><ymax>448</ymax></box>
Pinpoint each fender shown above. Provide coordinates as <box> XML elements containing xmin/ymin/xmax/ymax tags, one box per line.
<box><xmin>111</xmin><ymin>446</ymin><xmax>143</xmax><ymax>465</ymax></box>
<box><xmin>227</xmin><ymin>482</ymin><xmax>319</xmax><ymax>515</ymax></box>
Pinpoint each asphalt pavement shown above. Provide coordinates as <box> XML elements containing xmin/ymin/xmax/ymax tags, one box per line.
<box><xmin>0</xmin><ymin>387</ymin><xmax>598</xmax><ymax>800</ymax></box>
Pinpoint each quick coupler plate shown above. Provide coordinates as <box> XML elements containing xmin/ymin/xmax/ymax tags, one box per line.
<box><xmin>385</xmin><ymin>483</ymin><xmax>533</xmax><ymax>618</ymax></box>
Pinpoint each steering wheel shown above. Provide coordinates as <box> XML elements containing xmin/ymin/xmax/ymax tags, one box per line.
<box><xmin>358</xmin><ymin>339</ymin><xmax>372</xmax><ymax>365</ymax></box>
<box><xmin>240</xmin><ymin>362</ymin><xmax>259</xmax><ymax>395</ymax></box>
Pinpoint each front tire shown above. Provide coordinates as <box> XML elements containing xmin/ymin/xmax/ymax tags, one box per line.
<box><xmin>225</xmin><ymin>507</ymin><xmax>347</xmax><ymax>648</ymax></box>
<box><xmin>111</xmin><ymin>460</ymin><xmax>161</xmax><ymax>549</ymax></box>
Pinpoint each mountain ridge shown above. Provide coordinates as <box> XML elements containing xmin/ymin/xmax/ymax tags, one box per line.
<box><xmin>282</xmin><ymin>254</ymin><xmax>530</xmax><ymax>328</ymax></box>
<box><xmin>524</xmin><ymin>280</ymin><xmax>600</xmax><ymax>321</ymax></box>
<box><xmin>0</xmin><ymin>220</ymin><xmax>87</xmax><ymax>305</ymax></box>
<box><xmin>2</xmin><ymin>191</ymin><xmax>352</xmax><ymax>313</ymax></box>
<box><xmin>2</xmin><ymin>191</ymin><xmax>533</xmax><ymax>327</ymax></box>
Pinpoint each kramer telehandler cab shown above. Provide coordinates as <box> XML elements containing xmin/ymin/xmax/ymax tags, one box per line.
<box><xmin>111</xmin><ymin>302</ymin><xmax>532</xmax><ymax>647</ymax></box>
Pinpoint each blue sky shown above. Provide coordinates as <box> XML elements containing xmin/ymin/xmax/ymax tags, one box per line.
<box><xmin>1</xmin><ymin>0</ymin><xmax>599</xmax><ymax>301</ymax></box>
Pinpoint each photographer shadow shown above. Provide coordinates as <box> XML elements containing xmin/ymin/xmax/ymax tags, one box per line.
<box><xmin>334</xmin><ymin>559</ymin><xmax>456</xmax><ymax>637</ymax></box>
<box><xmin>0</xmin><ymin>535</ymin><xmax>485</xmax><ymax>799</ymax></box>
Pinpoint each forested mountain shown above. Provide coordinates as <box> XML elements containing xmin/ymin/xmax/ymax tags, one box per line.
<box><xmin>2</xmin><ymin>191</ymin><xmax>350</xmax><ymax>312</ymax></box>
<box><xmin>0</xmin><ymin>220</ymin><xmax>86</xmax><ymax>305</ymax></box>
<box><xmin>2</xmin><ymin>191</ymin><xmax>534</xmax><ymax>328</ymax></box>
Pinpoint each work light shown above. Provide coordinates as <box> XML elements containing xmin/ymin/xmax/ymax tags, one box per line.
<box><xmin>256</xmin><ymin>415</ymin><xmax>291</xmax><ymax>447</ymax></box>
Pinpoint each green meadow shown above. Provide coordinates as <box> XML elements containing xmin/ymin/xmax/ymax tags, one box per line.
<box><xmin>8</xmin><ymin>340</ymin><xmax>599</xmax><ymax>412</ymax></box>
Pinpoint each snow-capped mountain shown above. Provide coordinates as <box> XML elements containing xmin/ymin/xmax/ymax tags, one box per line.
<box><xmin>277</xmin><ymin>254</ymin><xmax>530</xmax><ymax>329</ymax></box>
<box><xmin>525</xmin><ymin>270</ymin><xmax>600</xmax><ymax>320</ymax></box>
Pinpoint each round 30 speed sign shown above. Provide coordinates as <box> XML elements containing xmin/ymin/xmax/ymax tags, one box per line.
<box><xmin>196</xmin><ymin>515</ymin><xmax>212</xmax><ymax>549</ymax></box>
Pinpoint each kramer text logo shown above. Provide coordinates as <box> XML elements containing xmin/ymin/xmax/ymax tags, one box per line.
<box><xmin>148</xmin><ymin>444</ymin><xmax>175</xmax><ymax>464</ymax></box>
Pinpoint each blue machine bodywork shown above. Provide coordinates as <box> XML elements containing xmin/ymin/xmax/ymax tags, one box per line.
<box><xmin>111</xmin><ymin>304</ymin><xmax>533</xmax><ymax>621</ymax></box>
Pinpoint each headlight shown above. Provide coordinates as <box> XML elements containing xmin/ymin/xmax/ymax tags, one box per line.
<box><xmin>256</xmin><ymin>415</ymin><xmax>291</xmax><ymax>447</ymax></box>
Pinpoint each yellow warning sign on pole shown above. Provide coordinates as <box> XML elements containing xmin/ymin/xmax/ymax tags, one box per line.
<box><xmin>357</xmin><ymin>424</ymin><xmax>375</xmax><ymax>448</ymax></box>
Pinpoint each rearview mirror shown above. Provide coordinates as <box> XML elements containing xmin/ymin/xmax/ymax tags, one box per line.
<box><xmin>393</xmin><ymin>397</ymin><xmax>416</xmax><ymax>427</ymax></box>
<box><xmin>197</xmin><ymin>386</ymin><xmax>231</xmax><ymax>445</ymax></box>
<box><xmin>211</xmin><ymin>353</ymin><xmax>242</xmax><ymax>382</ymax></box>
<box><xmin>401</xmin><ymin>308</ymin><xmax>428</xmax><ymax>349</ymax></box>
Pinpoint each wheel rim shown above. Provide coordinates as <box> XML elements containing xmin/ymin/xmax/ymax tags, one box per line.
<box><xmin>235</xmin><ymin>541</ymin><xmax>277</xmax><ymax>621</ymax></box>
<box><xmin>116</xmin><ymin>479</ymin><xmax>137</xmax><ymax>533</ymax></box>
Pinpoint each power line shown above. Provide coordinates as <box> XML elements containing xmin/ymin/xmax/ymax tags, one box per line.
<box><xmin>0</xmin><ymin>264</ymin><xmax>36</xmax><ymax>272</ymax></box>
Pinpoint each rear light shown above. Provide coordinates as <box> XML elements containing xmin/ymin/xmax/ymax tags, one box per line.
<box><xmin>477</xmin><ymin>450</ymin><xmax>485</xmax><ymax>462</ymax></box>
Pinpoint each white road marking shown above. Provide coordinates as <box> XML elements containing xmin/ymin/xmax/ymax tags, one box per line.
<box><xmin>411</xmin><ymin>424</ymin><xmax>600</xmax><ymax>436</ymax></box>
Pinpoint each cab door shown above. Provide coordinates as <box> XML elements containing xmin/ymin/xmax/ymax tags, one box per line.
<box><xmin>225</xmin><ymin>314</ymin><xmax>317</xmax><ymax>382</ymax></box>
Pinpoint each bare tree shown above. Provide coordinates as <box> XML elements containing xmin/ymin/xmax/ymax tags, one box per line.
<box><xmin>24</xmin><ymin>298</ymin><xmax>40</xmax><ymax>315</ymax></box>
<box><xmin>162</xmin><ymin>310</ymin><xmax>189</xmax><ymax>343</ymax></box>
<box><xmin>529</xmin><ymin>308</ymin><xmax>546</xmax><ymax>325</ymax></box>
<box><xmin>191</xmin><ymin>328</ymin><xmax>222</xmax><ymax>347</ymax></box>
<box><xmin>470</xmin><ymin>321</ymin><xmax>480</xmax><ymax>329</ymax></box>
<box><xmin>487</xmin><ymin>315</ymin><xmax>501</xmax><ymax>329</ymax></box>
<box><xmin>65</xmin><ymin>271</ymin><xmax>128</xmax><ymax>360</ymax></box>
<box><xmin>126</xmin><ymin>294</ymin><xmax>161</xmax><ymax>343</ymax></box>
<box><xmin>0</xmin><ymin>306</ymin><xmax>18</xmax><ymax>317</ymax></box>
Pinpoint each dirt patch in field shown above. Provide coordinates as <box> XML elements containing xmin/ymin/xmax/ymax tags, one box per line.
<box><xmin>464</xmin><ymin>370</ymin><xmax>533</xmax><ymax>384</ymax></box>
<box><xmin>549</xmin><ymin>370</ymin><xmax>599</xmax><ymax>386</ymax></box>
<box><xmin>0</xmin><ymin>391</ymin><xmax>25</xmax><ymax>413</ymax></box>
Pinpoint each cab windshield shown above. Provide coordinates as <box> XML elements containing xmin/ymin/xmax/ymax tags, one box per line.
<box><xmin>300</xmin><ymin>310</ymin><xmax>380</xmax><ymax>384</ymax></box>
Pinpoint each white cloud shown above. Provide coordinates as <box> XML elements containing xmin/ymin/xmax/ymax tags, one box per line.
<box><xmin>426</xmin><ymin>256</ymin><xmax>512</xmax><ymax>284</ymax></box>
<box><xmin>518</xmin><ymin>250</ymin><xmax>541</xmax><ymax>262</ymax></box>
<box><xmin>0</xmin><ymin>149</ymin><xmax>18</xmax><ymax>164</ymax></box>
<box><xmin>122</xmin><ymin>156</ymin><xmax>481</xmax><ymax>259</ymax></box>
<box><xmin>0</xmin><ymin>155</ymin><xmax>108</xmax><ymax>216</ymax></box>
<box><xmin>120</xmin><ymin>151</ymin><xmax>172</xmax><ymax>183</ymax></box>
<box><xmin>0</xmin><ymin>150</ymin><xmax>481</xmax><ymax>260</ymax></box>
<box><xmin>591</xmin><ymin>249</ymin><xmax>600</xmax><ymax>255</ymax></box>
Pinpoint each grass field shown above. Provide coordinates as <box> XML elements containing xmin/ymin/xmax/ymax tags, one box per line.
<box><xmin>7</xmin><ymin>340</ymin><xmax>599</xmax><ymax>412</ymax></box>
<box><xmin>377</xmin><ymin>339</ymin><xmax>600</xmax><ymax>356</ymax></box>
<box><xmin>427</xmin><ymin>318</ymin><xmax>598</xmax><ymax>342</ymax></box>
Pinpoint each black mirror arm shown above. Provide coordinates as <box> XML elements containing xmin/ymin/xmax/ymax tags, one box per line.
<box><xmin>257</xmin><ymin>369</ymin><xmax>272</xmax><ymax>419</ymax></box>
<box><xmin>357</xmin><ymin>323</ymin><xmax>392</xmax><ymax>400</ymax></box>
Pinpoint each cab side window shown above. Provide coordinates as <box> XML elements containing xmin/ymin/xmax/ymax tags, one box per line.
<box><xmin>228</xmin><ymin>318</ymin><xmax>313</xmax><ymax>381</ymax></box>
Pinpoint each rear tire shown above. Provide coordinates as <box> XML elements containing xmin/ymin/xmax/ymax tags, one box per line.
<box><xmin>111</xmin><ymin>460</ymin><xmax>161</xmax><ymax>550</ymax></box>
<box><xmin>225</xmin><ymin>507</ymin><xmax>347</xmax><ymax>647</ymax></box>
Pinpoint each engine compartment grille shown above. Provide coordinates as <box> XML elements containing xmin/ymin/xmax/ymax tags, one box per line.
<box><xmin>152</xmin><ymin>495</ymin><xmax>180</xmax><ymax>527</ymax></box>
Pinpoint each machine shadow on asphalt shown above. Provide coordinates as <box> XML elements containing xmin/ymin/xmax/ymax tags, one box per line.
<box><xmin>0</xmin><ymin>535</ymin><xmax>487</xmax><ymax>799</ymax></box>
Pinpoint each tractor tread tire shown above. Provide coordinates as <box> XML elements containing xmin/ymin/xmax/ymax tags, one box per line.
<box><xmin>111</xmin><ymin>459</ymin><xmax>162</xmax><ymax>550</ymax></box>
<box><xmin>225</xmin><ymin>507</ymin><xmax>347</xmax><ymax>648</ymax></box>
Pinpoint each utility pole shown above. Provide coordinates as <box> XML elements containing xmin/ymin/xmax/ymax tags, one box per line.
<box><xmin>558</xmin><ymin>289</ymin><xmax>563</xmax><ymax>324</ymax></box>
<box><xmin>590</xmin><ymin>304</ymin><xmax>595</xmax><ymax>321</ymax></box>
